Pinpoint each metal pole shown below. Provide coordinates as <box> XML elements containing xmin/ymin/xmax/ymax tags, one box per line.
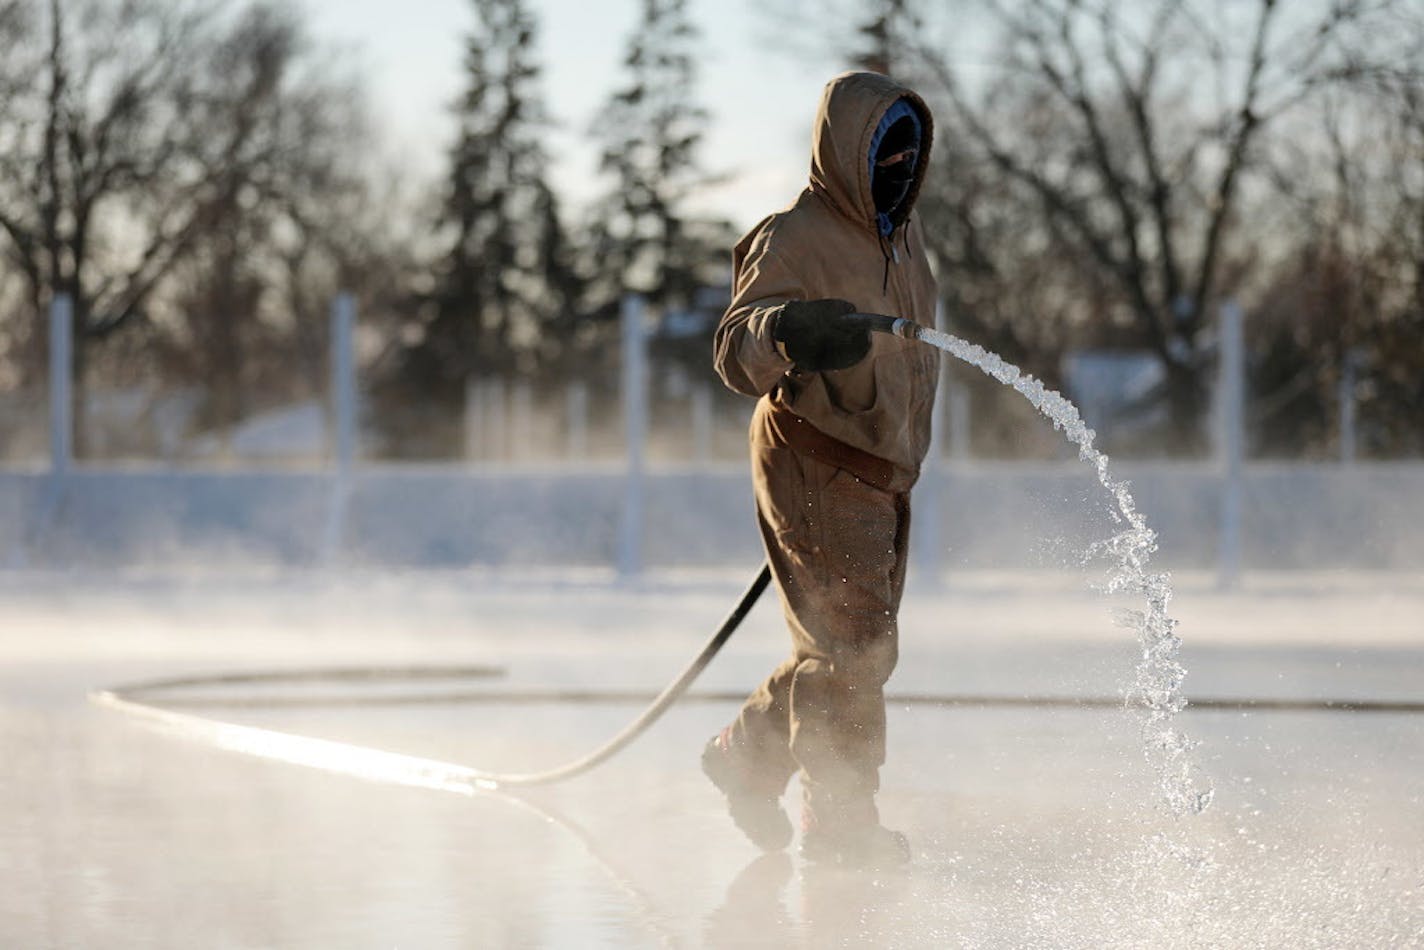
<box><xmin>485</xmin><ymin>379</ymin><xmax>507</xmax><ymax>461</ymax></box>
<box><xmin>946</xmin><ymin>297</ymin><xmax>971</xmax><ymax>465</ymax></box>
<box><xmin>618</xmin><ymin>295</ymin><xmax>647</xmax><ymax>578</ymax></box>
<box><xmin>12</xmin><ymin>295</ymin><xmax>74</xmax><ymax>568</ymax></box>
<box><xmin>930</xmin><ymin>299</ymin><xmax>949</xmax><ymax>456</ymax></box>
<box><xmin>472</xmin><ymin>376</ymin><xmax>489</xmax><ymax>461</ymax></box>
<box><xmin>948</xmin><ymin>385</ymin><xmax>970</xmax><ymax>461</ymax></box>
<box><xmin>50</xmin><ymin>294</ymin><xmax>73</xmax><ymax>477</ymax></box>
<box><xmin>323</xmin><ymin>293</ymin><xmax>357</xmax><ymax>565</ymax></box>
<box><xmin>330</xmin><ymin>293</ymin><xmax>357</xmax><ymax>472</ymax></box>
<box><xmin>565</xmin><ymin>381</ymin><xmax>588</xmax><ymax>460</ymax></box>
<box><xmin>915</xmin><ymin>298</ymin><xmax>948</xmax><ymax>588</ymax></box>
<box><xmin>691</xmin><ymin>382</ymin><xmax>713</xmax><ymax>464</ymax></box>
<box><xmin>1338</xmin><ymin>349</ymin><xmax>1357</xmax><ymax>465</ymax></box>
<box><xmin>511</xmin><ymin>382</ymin><xmax>533</xmax><ymax>461</ymax></box>
<box><xmin>1217</xmin><ymin>300</ymin><xmax>1244</xmax><ymax>589</ymax></box>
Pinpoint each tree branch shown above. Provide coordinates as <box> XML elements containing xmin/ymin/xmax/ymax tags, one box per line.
<box><xmin>1099</xmin><ymin>0</ymin><xmax>1186</xmax><ymax>317</ymax></box>
<box><xmin>1042</xmin><ymin>2</ymin><xmax>1159</xmax><ymax>337</ymax></box>
<box><xmin>915</xmin><ymin>8</ymin><xmax>1171</xmax><ymax>356</ymax></box>
<box><xmin>1188</xmin><ymin>0</ymin><xmax>1278</xmax><ymax>328</ymax></box>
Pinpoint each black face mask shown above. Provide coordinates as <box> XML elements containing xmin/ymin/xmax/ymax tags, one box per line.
<box><xmin>872</xmin><ymin>114</ymin><xmax>920</xmax><ymax>219</ymax></box>
<box><xmin>872</xmin><ymin>155</ymin><xmax>916</xmax><ymax>216</ymax></box>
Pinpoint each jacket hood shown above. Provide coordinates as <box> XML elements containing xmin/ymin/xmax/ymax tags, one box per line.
<box><xmin>808</xmin><ymin>71</ymin><xmax>934</xmax><ymax>234</ymax></box>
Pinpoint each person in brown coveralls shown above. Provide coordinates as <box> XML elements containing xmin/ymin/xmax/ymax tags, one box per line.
<box><xmin>703</xmin><ymin>71</ymin><xmax>937</xmax><ymax>867</ymax></box>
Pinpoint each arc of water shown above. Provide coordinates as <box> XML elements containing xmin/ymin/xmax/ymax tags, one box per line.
<box><xmin>859</xmin><ymin>314</ymin><xmax>1214</xmax><ymax>816</ymax></box>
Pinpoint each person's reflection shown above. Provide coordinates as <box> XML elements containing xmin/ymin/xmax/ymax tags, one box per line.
<box><xmin>798</xmin><ymin>861</ymin><xmax>910</xmax><ymax>947</ymax></box>
<box><xmin>704</xmin><ymin>852</ymin><xmax>794</xmax><ymax>947</ymax></box>
<box><xmin>705</xmin><ymin>851</ymin><xmax>916</xmax><ymax>948</ymax></box>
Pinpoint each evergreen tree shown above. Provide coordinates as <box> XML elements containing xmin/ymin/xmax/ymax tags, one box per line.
<box><xmin>589</xmin><ymin>0</ymin><xmax>731</xmax><ymax>320</ymax></box>
<box><xmin>398</xmin><ymin>0</ymin><xmax>578</xmax><ymax>418</ymax></box>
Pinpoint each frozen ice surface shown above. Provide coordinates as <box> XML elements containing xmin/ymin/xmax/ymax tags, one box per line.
<box><xmin>2</xmin><ymin>571</ymin><xmax>1422</xmax><ymax>948</ymax></box>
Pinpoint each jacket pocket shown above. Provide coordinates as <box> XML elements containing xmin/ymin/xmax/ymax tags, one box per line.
<box><xmin>821</xmin><ymin>358</ymin><xmax>879</xmax><ymax>414</ymax></box>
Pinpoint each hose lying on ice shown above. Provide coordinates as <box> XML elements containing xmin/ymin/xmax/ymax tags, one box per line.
<box><xmin>92</xmin><ymin>564</ymin><xmax>773</xmax><ymax>791</ymax></box>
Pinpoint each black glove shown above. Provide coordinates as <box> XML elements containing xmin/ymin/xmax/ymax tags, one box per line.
<box><xmin>772</xmin><ymin>298</ymin><xmax>871</xmax><ymax>372</ymax></box>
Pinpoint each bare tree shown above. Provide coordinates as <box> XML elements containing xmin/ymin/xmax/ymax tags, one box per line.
<box><xmin>1253</xmin><ymin>10</ymin><xmax>1424</xmax><ymax>457</ymax></box>
<box><xmin>0</xmin><ymin>1</ymin><xmax>213</xmax><ymax>390</ymax></box>
<box><xmin>0</xmin><ymin>0</ymin><xmax>373</xmax><ymax>454</ymax></box>
<box><xmin>899</xmin><ymin>0</ymin><xmax>1413</xmax><ymax>452</ymax></box>
<box><xmin>146</xmin><ymin>4</ymin><xmax>373</xmax><ymax>446</ymax></box>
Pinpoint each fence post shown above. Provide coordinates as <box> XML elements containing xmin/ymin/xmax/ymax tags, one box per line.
<box><xmin>1216</xmin><ymin>300</ymin><xmax>1245</xmax><ymax>589</ymax></box>
<box><xmin>915</xmin><ymin>298</ymin><xmax>948</xmax><ymax>588</ymax></box>
<box><xmin>566</xmin><ymin>381</ymin><xmax>588</xmax><ymax>460</ymax></box>
<box><xmin>509</xmin><ymin>382</ymin><xmax>533</xmax><ymax>461</ymax></box>
<box><xmin>484</xmin><ymin>379</ymin><xmax>507</xmax><ymax>460</ymax></box>
<box><xmin>323</xmin><ymin>293</ymin><xmax>357</xmax><ymax>565</ymax></box>
<box><xmin>464</xmin><ymin>378</ymin><xmax>481</xmax><ymax>461</ymax></box>
<box><xmin>10</xmin><ymin>295</ymin><xmax>73</xmax><ymax>568</ymax></box>
<box><xmin>618</xmin><ymin>295</ymin><xmax>647</xmax><ymax>578</ymax></box>
<box><xmin>49</xmin><ymin>294</ymin><xmax>73</xmax><ymax>479</ymax></box>
<box><xmin>1338</xmin><ymin>349</ymin><xmax>1358</xmax><ymax>464</ymax></box>
<box><xmin>948</xmin><ymin>386</ymin><xmax>971</xmax><ymax>462</ymax></box>
<box><xmin>691</xmin><ymin>382</ymin><xmax>713</xmax><ymax>464</ymax></box>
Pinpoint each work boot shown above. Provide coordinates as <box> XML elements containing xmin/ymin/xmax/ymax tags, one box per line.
<box><xmin>701</xmin><ymin>727</ymin><xmax>793</xmax><ymax>851</ymax></box>
<box><xmin>799</xmin><ymin>793</ymin><xmax>911</xmax><ymax>869</ymax></box>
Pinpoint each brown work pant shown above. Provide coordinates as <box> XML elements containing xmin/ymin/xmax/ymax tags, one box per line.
<box><xmin>727</xmin><ymin>442</ymin><xmax>912</xmax><ymax>812</ymax></box>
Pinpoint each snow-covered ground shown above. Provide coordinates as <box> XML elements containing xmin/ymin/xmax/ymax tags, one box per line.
<box><xmin>2</xmin><ymin>570</ymin><xmax>1422</xmax><ymax>947</ymax></box>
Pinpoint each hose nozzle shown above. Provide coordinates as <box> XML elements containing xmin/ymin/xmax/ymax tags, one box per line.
<box><xmin>848</xmin><ymin>312</ymin><xmax>922</xmax><ymax>340</ymax></box>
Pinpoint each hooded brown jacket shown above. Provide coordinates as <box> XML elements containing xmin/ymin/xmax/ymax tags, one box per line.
<box><xmin>714</xmin><ymin>72</ymin><xmax>938</xmax><ymax>492</ymax></box>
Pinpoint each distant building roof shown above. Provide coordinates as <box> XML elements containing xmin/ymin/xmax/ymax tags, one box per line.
<box><xmin>1061</xmin><ymin>350</ymin><xmax>1165</xmax><ymax>434</ymax></box>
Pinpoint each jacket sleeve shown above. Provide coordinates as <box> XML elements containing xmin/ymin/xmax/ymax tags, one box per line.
<box><xmin>713</xmin><ymin>221</ymin><xmax>802</xmax><ymax>397</ymax></box>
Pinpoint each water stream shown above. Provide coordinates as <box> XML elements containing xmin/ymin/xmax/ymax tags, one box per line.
<box><xmin>915</xmin><ymin>326</ymin><xmax>1215</xmax><ymax>816</ymax></box>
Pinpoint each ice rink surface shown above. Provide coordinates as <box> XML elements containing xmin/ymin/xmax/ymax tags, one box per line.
<box><xmin>3</xmin><ymin>569</ymin><xmax>1422</xmax><ymax>948</ymax></box>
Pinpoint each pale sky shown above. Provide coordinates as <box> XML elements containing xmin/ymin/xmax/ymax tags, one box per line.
<box><xmin>298</xmin><ymin>0</ymin><xmax>841</xmax><ymax>233</ymax></box>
